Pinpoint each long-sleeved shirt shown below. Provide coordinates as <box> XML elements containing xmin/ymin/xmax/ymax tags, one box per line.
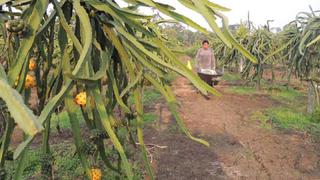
<box><xmin>195</xmin><ymin>48</ymin><xmax>216</xmax><ymax>71</ymax></box>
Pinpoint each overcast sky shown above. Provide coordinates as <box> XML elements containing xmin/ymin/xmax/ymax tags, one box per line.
<box><xmin>116</xmin><ymin>0</ymin><xmax>320</xmax><ymax>29</ymax></box>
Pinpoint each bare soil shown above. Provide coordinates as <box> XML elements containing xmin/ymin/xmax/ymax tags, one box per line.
<box><xmin>143</xmin><ymin>56</ymin><xmax>320</xmax><ymax>180</ymax></box>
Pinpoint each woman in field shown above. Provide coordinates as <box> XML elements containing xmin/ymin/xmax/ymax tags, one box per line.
<box><xmin>195</xmin><ymin>40</ymin><xmax>217</xmax><ymax>85</ymax></box>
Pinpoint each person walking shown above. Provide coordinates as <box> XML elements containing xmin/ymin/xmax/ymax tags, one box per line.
<box><xmin>195</xmin><ymin>40</ymin><xmax>217</xmax><ymax>86</ymax></box>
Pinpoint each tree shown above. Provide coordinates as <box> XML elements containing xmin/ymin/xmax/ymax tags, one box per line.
<box><xmin>281</xmin><ymin>9</ymin><xmax>320</xmax><ymax>113</ymax></box>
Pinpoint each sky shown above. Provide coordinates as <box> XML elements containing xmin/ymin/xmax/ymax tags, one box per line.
<box><xmin>116</xmin><ymin>0</ymin><xmax>320</xmax><ymax>29</ymax></box>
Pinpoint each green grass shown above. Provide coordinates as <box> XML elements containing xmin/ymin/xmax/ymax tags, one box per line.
<box><xmin>5</xmin><ymin>144</ymin><xmax>83</xmax><ymax>179</ymax></box>
<box><xmin>142</xmin><ymin>112</ymin><xmax>158</xmax><ymax>124</ymax></box>
<box><xmin>221</xmin><ymin>72</ymin><xmax>241</xmax><ymax>81</ymax></box>
<box><xmin>49</xmin><ymin>144</ymin><xmax>85</xmax><ymax>179</ymax></box>
<box><xmin>50</xmin><ymin>108</ymin><xmax>85</xmax><ymax>131</ymax></box>
<box><xmin>226</xmin><ymin>83</ymin><xmax>304</xmax><ymax>101</ymax></box>
<box><xmin>250</xmin><ymin>111</ymin><xmax>272</xmax><ymax>130</ymax></box>
<box><xmin>311</xmin><ymin>107</ymin><xmax>320</xmax><ymax>123</ymax></box>
<box><xmin>164</xmin><ymin>72</ymin><xmax>178</xmax><ymax>84</ymax></box>
<box><xmin>268</xmin><ymin>86</ymin><xmax>303</xmax><ymax>103</ymax></box>
<box><xmin>251</xmin><ymin>107</ymin><xmax>320</xmax><ymax>136</ymax></box>
<box><xmin>251</xmin><ymin>107</ymin><xmax>320</xmax><ymax>133</ymax></box>
<box><xmin>128</xmin><ymin>87</ymin><xmax>162</xmax><ymax>106</ymax></box>
<box><xmin>266</xmin><ymin>107</ymin><xmax>314</xmax><ymax>130</ymax></box>
<box><xmin>226</xmin><ymin>86</ymin><xmax>256</xmax><ymax>95</ymax></box>
<box><xmin>5</xmin><ymin>148</ymin><xmax>40</xmax><ymax>179</ymax></box>
<box><xmin>142</xmin><ymin>88</ymin><xmax>162</xmax><ymax>106</ymax></box>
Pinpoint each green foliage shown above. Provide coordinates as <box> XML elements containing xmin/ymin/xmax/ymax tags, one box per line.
<box><xmin>163</xmin><ymin>72</ymin><xmax>178</xmax><ymax>84</ymax></box>
<box><xmin>213</xmin><ymin>23</ymin><xmax>279</xmax><ymax>87</ymax></box>
<box><xmin>142</xmin><ymin>113</ymin><xmax>158</xmax><ymax>124</ymax></box>
<box><xmin>51</xmin><ymin>109</ymin><xmax>157</xmax><ymax>129</ymax></box>
<box><xmin>280</xmin><ymin>11</ymin><xmax>320</xmax><ymax>80</ymax></box>
<box><xmin>128</xmin><ymin>88</ymin><xmax>162</xmax><ymax>106</ymax></box>
<box><xmin>50</xmin><ymin>109</ymin><xmax>85</xmax><ymax>131</ymax></box>
<box><xmin>273</xmin><ymin>10</ymin><xmax>320</xmax><ymax>113</ymax></box>
<box><xmin>221</xmin><ymin>72</ymin><xmax>241</xmax><ymax>81</ymax></box>
<box><xmin>184</xmin><ymin>45</ymin><xmax>200</xmax><ymax>57</ymax></box>
<box><xmin>5</xmin><ymin>143</ymin><xmax>143</xmax><ymax>179</ymax></box>
<box><xmin>142</xmin><ymin>88</ymin><xmax>163</xmax><ymax>106</ymax></box>
<box><xmin>5</xmin><ymin>149</ymin><xmax>40</xmax><ymax>179</ymax></box>
<box><xmin>51</xmin><ymin>144</ymin><xmax>85</xmax><ymax>179</ymax></box>
<box><xmin>311</xmin><ymin>106</ymin><xmax>320</xmax><ymax>123</ymax></box>
<box><xmin>214</xmin><ymin>24</ymin><xmax>249</xmax><ymax>65</ymax></box>
<box><xmin>0</xmin><ymin>77</ymin><xmax>43</xmax><ymax>136</ymax></box>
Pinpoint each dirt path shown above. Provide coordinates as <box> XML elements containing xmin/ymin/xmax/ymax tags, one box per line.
<box><xmin>145</xmin><ymin>57</ymin><xmax>320</xmax><ymax>180</ymax></box>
